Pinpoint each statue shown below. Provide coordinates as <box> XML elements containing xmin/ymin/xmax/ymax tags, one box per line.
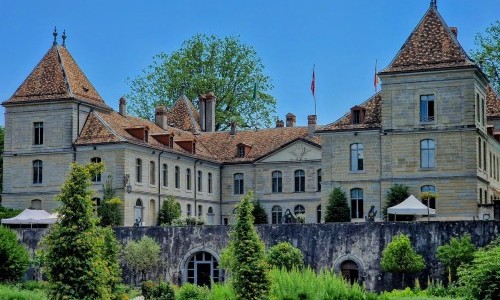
<box><xmin>367</xmin><ymin>205</ymin><xmax>377</xmax><ymax>222</ymax></box>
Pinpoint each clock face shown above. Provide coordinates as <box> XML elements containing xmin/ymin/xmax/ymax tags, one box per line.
<box><xmin>289</xmin><ymin>145</ymin><xmax>312</xmax><ymax>161</ymax></box>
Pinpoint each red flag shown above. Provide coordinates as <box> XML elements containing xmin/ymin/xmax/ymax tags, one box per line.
<box><xmin>374</xmin><ymin>60</ymin><xmax>379</xmax><ymax>92</ymax></box>
<box><xmin>311</xmin><ymin>66</ymin><xmax>316</xmax><ymax>97</ymax></box>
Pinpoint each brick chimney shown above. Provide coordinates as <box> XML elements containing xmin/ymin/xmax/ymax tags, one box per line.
<box><xmin>450</xmin><ymin>27</ymin><xmax>458</xmax><ymax>38</ymax></box>
<box><xmin>155</xmin><ymin>106</ymin><xmax>168</xmax><ymax>130</ymax></box>
<box><xmin>230</xmin><ymin>121</ymin><xmax>237</xmax><ymax>135</ymax></box>
<box><xmin>276</xmin><ymin>119</ymin><xmax>284</xmax><ymax>128</ymax></box>
<box><xmin>308</xmin><ymin>115</ymin><xmax>317</xmax><ymax>137</ymax></box>
<box><xmin>119</xmin><ymin>97</ymin><xmax>126</xmax><ymax>116</ymax></box>
<box><xmin>286</xmin><ymin>113</ymin><xmax>296</xmax><ymax>127</ymax></box>
<box><xmin>199</xmin><ymin>92</ymin><xmax>216</xmax><ymax>132</ymax></box>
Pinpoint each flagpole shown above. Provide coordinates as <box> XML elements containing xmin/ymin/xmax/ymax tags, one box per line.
<box><xmin>311</xmin><ymin>64</ymin><xmax>316</xmax><ymax>116</ymax></box>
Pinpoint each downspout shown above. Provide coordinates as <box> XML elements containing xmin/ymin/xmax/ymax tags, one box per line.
<box><xmin>157</xmin><ymin>151</ymin><xmax>165</xmax><ymax>218</ymax></box>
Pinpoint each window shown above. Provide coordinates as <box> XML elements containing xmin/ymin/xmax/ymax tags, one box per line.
<box><xmin>482</xmin><ymin>98</ymin><xmax>486</xmax><ymax>126</ymax></box>
<box><xmin>478</xmin><ymin>138</ymin><xmax>482</xmax><ymax>169</ymax></box>
<box><xmin>272</xmin><ymin>171</ymin><xmax>282</xmax><ymax>193</ymax></box>
<box><xmin>135</xmin><ymin>199</ymin><xmax>143</xmax><ymax>225</ymax></box>
<box><xmin>234</xmin><ymin>173</ymin><xmax>244</xmax><ymax>194</ymax></box>
<box><xmin>352</xmin><ymin>110</ymin><xmax>361</xmax><ymax>124</ymax></box>
<box><xmin>421</xmin><ymin>185</ymin><xmax>436</xmax><ymax>209</ymax></box>
<box><xmin>31</xmin><ymin>199</ymin><xmax>42</xmax><ymax>210</ymax></box>
<box><xmin>237</xmin><ymin>145</ymin><xmax>245</xmax><ymax>158</ymax></box>
<box><xmin>198</xmin><ymin>205</ymin><xmax>202</xmax><ymax>218</ymax></box>
<box><xmin>350</xmin><ymin>188</ymin><xmax>364</xmax><ymax>219</ymax></box>
<box><xmin>350</xmin><ymin>143</ymin><xmax>364</xmax><ymax>171</ymax></box>
<box><xmin>272</xmin><ymin>206</ymin><xmax>282</xmax><ymax>224</ymax></box>
<box><xmin>162</xmin><ymin>164</ymin><xmax>168</xmax><ymax>187</ymax></box>
<box><xmin>479</xmin><ymin>188</ymin><xmax>483</xmax><ymax>205</ymax></box>
<box><xmin>198</xmin><ymin>171</ymin><xmax>202</xmax><ymax>192</ymax></box>
<box><xmin>187</xmin><ymin>204</ymin><xmax>192</xmax><ymax>216</ymax></box>
<box><xmin>175</xmin><ymin>166</ymin><xmax>180</xmax><ymax>189</ymax></box>
<box><xmin>136</xmin><ymin>159</ymin><xmax>142</xmax><ymax>183</ymax></box>
<box><xmin>420</xmin><ymin>139</ymin><xmax>435</xmax><ymax>168</ymax></box>
<box><xmin>208</xmin><ymin>172</ymin><xmax>213</xmax><ymax>194</ymax></box>
<box><xmin>33</xmin><ymin>160</ymin><xmax>43</xmax><ymax>184</ymax></box>
<box><xmin>186</xmin><ymin>251</ymin><xmax>220</xmax><ymax>286</ymax></box>
<box><xmin>89</xmin><ymin>157</ymin><xmax>102</xmax><ymax>182</ymax></box>
<box><xmin>33</xmin><ymin>122</ymin><xmax>43</xmax><ymax>145</ymax></box>
<box><xmin>420</xmin><ymin>95</ymin><xmax>435</xmax><ymax>122</ymax></box>
<box><xmin>294</xmin><ymin>170</ymin><xmax>305</xmax><ymax>192</ymax></box>
<box><xmin>317</xmin><ymin>169</ymin><xmax>322</xmax><ymax>192</ymax></box>
<box><xmin>294</xmin><ymin>205</ymin><xmax>305</xmax><ymax>215</ymax></box>
<box><xmin>186</xmin><ymin>168</ymin><xmax>192</xmax><ymax>190</ymax></box>
<box><xmin>207</xmin><ymin>207</ymin><xmax>214</xmax><ymax>225</ymax></box>
<box><xmin>483</xmin><ymin>141</ymin><xmax>487</xmax><ymax>171</ymax></box>
<box><xmin>149</xmin><ymin>161</ymin><xmax>155</xmax><ymax>185</ymax></box>
<box><xmin>317</xmin><ymin>205</ymin><xmax>322</xmax><ymax>223</ymax></box>
<box><xmin>476</xmin><ymin>94</ymin><xmax>480</xmax><ymax>123</ymax></box>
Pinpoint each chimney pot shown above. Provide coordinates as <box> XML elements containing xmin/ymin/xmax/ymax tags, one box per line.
<box><xmin>230</xmin><ymin>121</ymin><xmax>237</xmax><ymax>135</ymax></box>
<box><xmin>155</xmin><ymin>106</ymin><xmax>168</xmax><ymax>130</ymax></box>
<box><xmin>199</xmin><ymin>92</ymin><xmax>216</xmax><ymax>132</ymax></box>
<box><xmin>307</xmin><ymin>115</ymin><xmax>317</xmax><ymax>137</ymax></box>
<box><xmin>276</xmin><ymin>119</ymin><xmax>284</xmax><ymax>128</ymax></box>
<box><xmin>119</xmin><ymin>97</ymin><xmax>127</xmax><ymax>116</ymax></box>
<box><xmin>286</xmin><ymin>113</ymin><xmax>296</xmax><ymax>127</ymax></box>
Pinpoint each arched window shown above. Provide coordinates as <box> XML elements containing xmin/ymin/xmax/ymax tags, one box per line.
<box><xmin>33</xmin><ymin>160</ymin><xmax>43</xmax><ymax>184</ymax></box>
<box><xmin>350</xmin><ymin>143</ymin><xmax>364</xmax><ymax>171</ymax></box>
<box><xmin>420</xmin><ymin>139</ymin><xmax>435</xmax><ymax>168</ymax></box>
<box><xmin>198</xmin><ymin>205</ymin><xmax>203</xmax><ymax>218</ymax></box>
<box><xmin>294</xmin><ymin>170</ymin><xmax>305</xmax><ymax>192</ymax></box>
<box><xmin>294</xmin><ymin>205</ymin><xmax>305</xmax><ymax>215</ymax></box>
<box><xmin>207</xmin><ymin>207</ymin><xmax>214</xmax><ymax>225</ymax></box>
<box><xmin>187</xmin><ymin>204</ymin><xmax>192</xmax><ymax>217</ymax></box>
<box><xmin>198</xmin><ymin>170</ymin><xmax>202</xmax><ymax>192</ymax></box>
<box><xmin>149</xmin><ymin>161</ymin><xmax>155</xmax><ymax>185</ymax></box>
<box><xmin>421</xmin><ymin>185</ymin><xmax>436</xmax><ymax>209</ymax></box>
<box><xmin>136</xmin><ymin>159</ymin><xmax>142</xmax><ymax>183</ymax></box>
<box><xmin>350</xmin><ymin>188</ymin><xmax>364</xmax><ymax>219</ymax></box>
<box><xmin>272</xmin><ymin>171</ymin><xmax>282</xmax><ymax>193</ymax></box>
<box><xmin>175</xmin><ymin>166</ymin><xmax>180</xmax><ymax>189</ymax></box>
<box><xmin>317</xmin><ymin>169</ymin><xmax>322</xmax><ymax>191</ymax></box>
<box><xmin>31</xmin><ymin>199</ymin><xmax>42</xmax><ymax>210</ymax></box>
<box><xmin>135</xmin><ymin>199</ymin><xmax>143</xmax><ymax>225</ymax></box>
<box><xmin>162</xmin><ymin>164</ymin><xmax>168</xmax><ymax>187</ymax></box>
<box><xmin>234</xmin><ymin>173</ymin><xmax>244</xmax><ymax>194</ymax></box>
<box><xmin>149</xmin><ymin>199</ymin><xmax>156</xmax><ymax>226</ymax></box>
<box><xmin>90</xmin><ymin>157</ymin><xmax>102</xmax><ymax>182</ymax></box>
<box><xmin>186</xmin><ymin>251</ymin><xmax>220</xmax><ymax>286</ymax></box>
<box><xmin>340</xmin><ymin>260</ymin><xmax>359</xmax><ymax>285</ymax></box>
<box><xmin>186</xmin><ymin>168</ymin><xmax>192</xmax><ymax>190</ymax></box>
<box><xmin>208</xmin><ymin>172</ymin><xmax>213</xmax><ymax>194</ymax></box>
<box><xmin>317</xmin><ymin>205</ymin><xmax>322</xmax><ymax>223</ymax></box>
<box><xmin>271</xmin><ymin>205</ymin><xmax>282</xmax><ymax>224</ymax></box>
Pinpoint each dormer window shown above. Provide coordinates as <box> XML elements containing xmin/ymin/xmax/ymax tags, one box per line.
<box><xmin>144</xmin><ymin>130</ymin><xmax>149</xmax><ymax>143</ymax></box>
<box><xmin>125</xmin><ymin>126</ymin><xmax>150</xmax><ymax>142</ymax></box>
<box><xmin>238</xmin><ymin>145</ymin><xmax>245</xmax><ymax>158</ymax></box>
<box><xmin>350</xmin><ymin>106</ymin><xmax>365</xmax><ymax>124</ymax></box>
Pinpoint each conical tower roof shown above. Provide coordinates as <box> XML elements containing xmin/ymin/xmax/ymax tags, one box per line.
<box><xmin>3</xmin><ymin>43</ymin><xmax>110</xmax><ymax>109</ymax></box>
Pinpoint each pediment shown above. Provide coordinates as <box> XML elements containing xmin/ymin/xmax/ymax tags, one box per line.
<box><xmin>259</xmin><ymin>140</ymin><xmax>321</xmax><ymax>163</ymax></box>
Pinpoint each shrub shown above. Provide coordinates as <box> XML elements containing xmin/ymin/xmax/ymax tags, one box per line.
<box><xmin>325</xmin><ymin>187</ymin><xmax>350</xmax><ymax>222</ymax></box>
<box><xmin>141</xmin><ymin>280</ymin><xmax>174</xmax><ymax>300</ymax></box>
<box><xmin>158</xmin><ymin>195</ymin><xmax>181</xmax><ymax>226</ymax></box>
<box><xmin>295</xmin><ymin>213</ymin><xmax>306</xmax><ymax>224</ymax></box>
<box><xmin>0</xmin><ymin>225</ymin><xmax>30</xmax><ymax>282</ymax></box>
<box><xmin>205</xmin><ymin>282</ymin><xmax>236</xmax><ymax>300</ymax></box>
<box><xmin>252</xmin><ymin>200</ymin><xmax>268</xmax><ymax>224</ymax></box>
<box><xmin>384</xmin><ymin>184</ymin><xmax>409</xmax><ymax>220</ymax></box>
<box><xmin>266</xmin><ymin>242</ymin><xmax>304</xmax><ymax>271</ymax></box>
<box><xmin>0</xmin><ymin>206</ymin><xmax>22</xmax><ymax>219</ymax></box>
<box><xmin>123</xmin><ymin>236</ymin><xmax>161</xmax><ymax>285</ymax></box>
<box><xmin>436</xmin><ymin>234</ymin><xmax>475</xmax><ymax>281</ymax></box>
<box><xmin>0</xmin><ymin>284</ymin><xmax>48</xmax><ymax>300</ymax></box>
<box><xmin>176</xmin><ymin>283</ymin><xmax>209</xmax><ymax>300</ymax></box>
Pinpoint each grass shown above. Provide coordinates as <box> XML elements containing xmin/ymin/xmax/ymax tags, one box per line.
<box><xmin>0</xmin><ymin>284</ymin><xmax>48</xmax><ymax>300</ymax></box>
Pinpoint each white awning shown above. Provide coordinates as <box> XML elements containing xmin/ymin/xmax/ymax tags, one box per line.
<box><xmin>387</xmin><ymin>195</ymin><xmax>436</xmax><ymax>215</ymax></box>
<box><xmin>1</xmin><ymin>209</ymin><xmax>58</xmax><ymax>225</ymax></box>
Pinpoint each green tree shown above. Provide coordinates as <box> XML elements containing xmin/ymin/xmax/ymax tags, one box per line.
<box><xmin>381</xmin><ymin>234</ymin><xmax>425</xmax><ymax>288</ymax></box>
<box><xmin>123</xmin><ymin>236</ymin><xmax>161</xmax><ymax>285</ymax></box>
<box><xmin>384</xmin><ymin>184</ymin><xmax>410</xmax><ymax>221</ymax></box>
<box><xmin>252</xmin><ymin>200</ymin><xmax>268</xmax><ymax>224</ymax></box>
<box><xmin>266</xmin><ymin>242</ymin><xmax>304</xmax><ymax>271</ymax></box>
<box><xmin>127</xmin><ymin>34</ymin><xmax>276</xmax><ymax>130</ymax></box>
<box><xmin>471</xmin><ymin>21</ymin><xmax>500</xmax><ymax>95</ymax></box>
<box><xmin>98</xmin><ymin>175</ymin><xmax>122</xmax><ymax>226</ymax></box>
<box><xmin>42</xmin><ymin>162</ymin><xmax>122</xmax><ymax>299</ymax></box>
<box><xmin>324</xmin><ymin>187</ymin><xmax>351</xmax><ymax>222</ymax></box>
<box><xmin>0</xmin><ymin>225</ymin><xmax>30</xmax><ymax>282</ymax></box>
<box><xmin>0</xmin><ymin>206</ymin><xmax>22</xmax><ymax>219</ymax></box>
<box><xmin>436</xmin><ymin>234</ymin><xmax>475</xmax><ymax>281</ymax></box>
<box><xmin>457</xmin><ymin>238</ymin><xmax>500</xmax><ymax>300</ymax></box>
<box><xmin>158</xmin><ymin>195</ymin><xmax>181</xmax><ymax>226</ymax></box>
<box><xmin>0</xmin><ymin>125</ymin><xmax>4</xmax><ymax>201</ymax></box>
<box><xmin>221</xmin><ymin>191</ymin><xmax>270</xmax><ymax>300</ymax></box>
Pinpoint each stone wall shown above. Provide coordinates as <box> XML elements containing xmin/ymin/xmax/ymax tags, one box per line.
<box><xmin>15</xmin><ymin>221</ymin><xmax>500</xmax><ymax>292</ymax></box>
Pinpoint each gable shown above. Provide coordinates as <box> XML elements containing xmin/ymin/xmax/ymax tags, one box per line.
<box><xmin>259</xmin><ymin>140</ymin><xmax>321</xmax><ymax>163</ymax></box>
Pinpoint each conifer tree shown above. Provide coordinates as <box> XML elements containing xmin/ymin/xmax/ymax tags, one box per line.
<box><xmin>158</xmin><ymin>195</ymin><xmax>181</xmax><ymax>225</ymax></box>
<box><xmin>325</xmin><ymin>187</ymin><xmax>351</xmax><ymax>222</ymax></box>
<box><xmin>252</xmin><ymin>200</ymin><xmax>268</xmax><ymax>224</ymax></box>
<box><xmin>98</xmin><ymin>175</ymin><xmax>122</xmax><ymax>227</ymax></box>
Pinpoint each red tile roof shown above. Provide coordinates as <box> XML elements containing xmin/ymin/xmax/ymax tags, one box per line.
<box><xmin>381</xmin><ymin>7</ymin><xmax>475</xmax><ymax>74</ymax></box>
<box><xmin>487</xmin><ymin>86</ymin><xmax>500</xmax><ymax>118</ymax></box>
<box><xmin>166</xmin><ymin>95</ymin><xmax>202</xmax><ymax>133</ymax></box>
<box><xmin>3</xmin><ymin>45</ymin><xmax>110</xmax><ymax>109</ymax></box>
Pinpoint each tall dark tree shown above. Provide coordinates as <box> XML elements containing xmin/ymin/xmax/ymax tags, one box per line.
<box><xmin>384</xmin><ymin>184</ymin><xmax>410</xmax><ymax>221</ymax></box>
<box><xmin>471</xmin><ymin>21</ymin><xmax>500</xmax><ymax>94</ymax></box>
<box><xmin>252</xmin><ymin>200</ymin><xmax>268</xmax><ymax>224</ymax></box>
<box><xmin>127</xmin><ymin>34</ymin><xmax>276</xmax><ymax>130</ymax></box>
<box><xmin>324</xmin><ymin>187</ymin><xmax>351</xmax><ymax>222</ymax></box>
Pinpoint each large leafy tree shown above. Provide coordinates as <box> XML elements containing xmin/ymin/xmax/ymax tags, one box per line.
<box><xmin>127</xmin><ymin>34</ymin><xmax>276</xmax><ymax>130</ymax></box>
<box><xmin>436</xmin><ymin>234</ymin><xmax>475</xmax><ymax>282</ymax></box>
<box><xmin>471</xmin><ymin>21</ymin><xmax>500</xmax><ymax>94</ymax></box>
<box><xmin>324</xmin><ymin>187</ymin><xmax>351</xmax><ymax>222</ymax></box>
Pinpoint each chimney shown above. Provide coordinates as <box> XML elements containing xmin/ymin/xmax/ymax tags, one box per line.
<box><xmin>450</xmin><ymin>27</ymin><xmax>458</xmax><ymax>38</ymax></box>
<box><xmin>199</xmin><ymin>92</ymin><xmax>216</xmax><ymax>132</ymax></box>
<box><xmin>198</xmin><ymin>94</ymin><xmax>206</xmax><ymax>131</ymax></box>
<box><xmin>308</xmin><ymin>115</ymin><xmax>317</xmax><ymax>137</ymax></box>
<box><xmin>230</xmin><ymin>121</ymin><xmax>237</xmax><ymax>135</ymax></box>
<box><xmin>276</xmin><ymin>119</ymin><xmax>284</xmax><ymax>128</ymax></box>
<box><xmin>286</xmin><ymin>113</ymin><xmax>296</xmax><ymax>127</ymax></box>
<box><xmin>119</xmin><ymin>97</ymin><xmax>126</xmax><ymax>116</ymax></box>
<box><xmin>155</xmin><ymin>106</ymin><xmax>168</xmax><ymax>130</ymax></box>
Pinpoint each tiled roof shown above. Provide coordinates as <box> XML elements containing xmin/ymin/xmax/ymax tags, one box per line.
<box><xmin>166</xmin><ymin>95</ymin><xmax>202</xmax><ymax>133</ymax></box>
<box><xmin>381</xmin><ymin>7</ymin><xmax>475</xmax><ymax>74</ymax></box>
<box><xmin>196</xmin><ymin>127</ymin><xmax>321</xmax><ymax>163</ymax></box>
<box><xmin>487</xmin><ymin>86</ymin><xmax>500</xmax><ymax>118</ymax></box>
<box><xmin>317</xmin><ymin>93</ymin><xmax>381</xmax><ymax>132</ymax></box>
<box><xmin>3</xmin><ymin>45</ymin><xmax>110</xmax><ymax>109</ymax></box>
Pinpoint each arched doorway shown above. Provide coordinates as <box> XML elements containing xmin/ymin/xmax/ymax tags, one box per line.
<box><xmin>185</xmin><ymin>251</ymin><xmax>221</xmax><ymax>287</ymax></box>
<box><xmin>340</xmin><ymin>260</ymin><xmax>359</xmax><ymax>284</ymax></box>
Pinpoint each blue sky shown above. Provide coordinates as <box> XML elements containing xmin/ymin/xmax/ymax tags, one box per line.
<box><xmin>0</xmin><ymin>0</ymin><xmax>498</xmax><ymax>127</ymax></box>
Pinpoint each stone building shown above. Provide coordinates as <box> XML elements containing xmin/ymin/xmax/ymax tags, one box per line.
<box><xmin>2</xmin><ymin>2</ymin><xmax>500</xmax><ymax>226</ymax></box>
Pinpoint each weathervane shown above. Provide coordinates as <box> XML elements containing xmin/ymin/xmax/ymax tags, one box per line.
<box><xmin>52</xmin><ymin>27</ymin><xmax>58</xmax><ymax>45</ymax></box>
<box><xmin>62</xmin><ymin>30</ymin><xmax>67</xmax><ymax>47</ymax></box>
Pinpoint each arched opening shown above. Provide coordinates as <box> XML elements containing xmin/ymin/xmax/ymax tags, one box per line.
<box><xmin>30</xmin><ymin>199</ymin><xmax>42</xmax><ymax>210</ymax></box>
<box><xmin>340</xmin><ymin>260</ymin><xmax>359</xmax><ymax>285</ymax></box>
<box><xmin>149</xmin><ymin>199</ymin><xmax>156</xmax><ymax>226</ymax></box>
<box><xmin>186</xmin><ymin>251</ymin><xmax>221</xmax><ymax>287</ymax></box>
<box><xmin>135</xmin><ymin>199</ymin><xmax>143</xmax><ymax>226</ymax></box>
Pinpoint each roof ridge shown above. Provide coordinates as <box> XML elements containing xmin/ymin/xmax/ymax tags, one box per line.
<box><xmin>55</xmin><ymin>45</ymin><xmax>75</xmax><ymax>98</ymax></box>
<box><xmin>181</xmin><ymin>95</ymin><xmax>201</xmax><ymax>134</ymax></box>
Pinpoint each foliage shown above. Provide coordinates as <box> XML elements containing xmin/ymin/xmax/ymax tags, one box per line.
<box><xmin>158</xmin><ymin>195</ymin><xmax>181</xmax><ymax>226</ymax></box>
<box><xmin>381</xmin><ymin>234</ymin><xmax>425</xmax><ymax>288</ymax></box>
<box><xmin>176</xmin><ymin>283</ymin><xmax>209</xmax><ymax>300</ymax></box>
<box><xmin>98</xmin><ymin>175</ymin><xmax>123</xmax><ymax>227</ymax></box>
<box><xmin>324</xmin><ymin>187</ymin><xmax>351</xmax><ymax>222</ymax></box>
<box><xmin>252</xmin><ymin>200</ymin><xmax>268</xmax><ymax>224</ymax></box>
<box><xmin>42</xmin><ymin>162</ymin><xmax>122</xmax><ymax>299</ymax></box>
<box><xmin>123</xmin><ymin>236</ymin><xmax>161</xmax><ymax>284</ymax></box>
<box><xmin>0</xmin><ymin>206</ymin><xmax>22</xmax><ymax>219</ymax></box>
<box><xmin>266</xmin><ymin>242</ymin><xmax>305</xmax><ymax>271</ymax></box>
<box><xmin>126</xmin><ymin>34</ymin><xmax>276</xmax><ymax>130</ymax></box>
<box><xmin>205</xmin><ymin>282</ymin><xmax>236</xmax><ymax>300</ymax></box>
<box><xmin>0</xmin><ymin>283</ymin><xmax>48</xmax><ymax>300</ymax></box>
<box><xmin>221</xmin><ymin>191</ymin><xmax>270</xmax><ymax>300</ymax></box>
<box><xmin>0</xmin><ymin>225</ymin><xmax>30</xmax><ymax>282</ymax></box>
<box><xmin>141</xmin><ymin>280</ymin><xmax>175</xmax><ymax>300</ymax></box>
<box><xmin>436</xmin><ymin>234</ymin><xmax>475</xmax><ymax>281</ymax></box>
<box><xmin>457</xmin><ymin>238</ymin><xmax>500</xmax><ymax>300</ymax></box>
<box><xmin>172</xmin><ymin>216</ymin><xmax>205</xmax><ymax>226</ymax></box>
<box><xmin>295</xmin><ymin>213</ymin><xmax>306</xmax><ymax>224</ymax></box>
<box><xmin>0</xmin><ymin>125</ymin><xmax>4</xmax><ymax>199</ymax></box>
<box><xmin>471</xmin><ymin>21</ymin><xmax>500</xmax><ymax>95</ymax></box>
<box><xmin>384</xmin><ymin>184</ymin><xmax>410</xmax><ymax>220</ymax></box>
